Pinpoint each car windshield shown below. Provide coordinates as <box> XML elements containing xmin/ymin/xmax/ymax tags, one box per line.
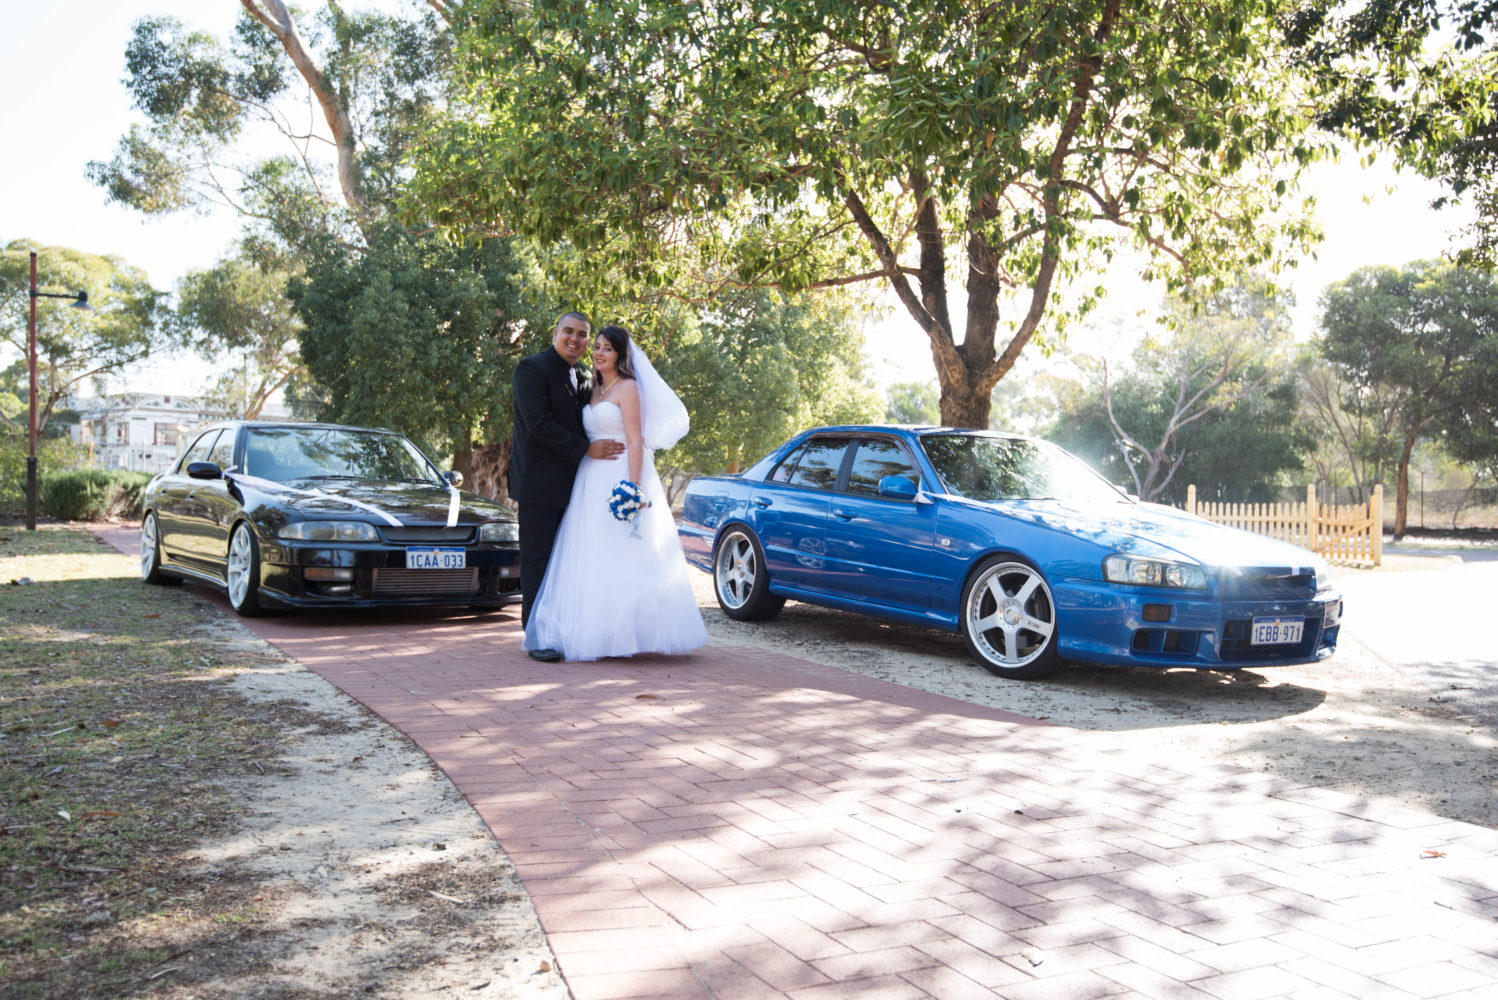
<box><xmin>240</xmin><ymin>427</ymin><xmax>442</xmax><ymax>485</ymax></box>
<box><xmin>920</xmin><ymin>433</ymin><xmax>1127</xmax><ymax>505</ymax></box>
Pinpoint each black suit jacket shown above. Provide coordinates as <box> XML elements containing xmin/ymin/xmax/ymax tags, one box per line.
<box><xmin>508</xmin><ymin>346</ymin><xmax>591</xmax><ymax>509</ymax></box>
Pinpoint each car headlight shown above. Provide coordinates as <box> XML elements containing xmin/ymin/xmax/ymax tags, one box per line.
<box><xmin>1103</xmin><ymin>554</ymin><xmax>1207</xmax><ymax>590</ymax></box>
<box><xmin>479</xmin><ymin>520</ymin><xmax>519</xmax><ymax>543</ymax></box>
<box><xmin>278</xmin><ymin>521</ymin><xmax>378</xmax><ymax>542</ymax></box>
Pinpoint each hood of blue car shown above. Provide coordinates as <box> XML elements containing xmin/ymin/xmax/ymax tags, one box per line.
<box><xmin>241</xmin><ymin>477</ymin><xmax>513</xmax><ymax>525</ymax></box>
<box><xmin>990</xmin><ymin>497</ymin><xmax>1319</xmax><ymax>569</ymax></box>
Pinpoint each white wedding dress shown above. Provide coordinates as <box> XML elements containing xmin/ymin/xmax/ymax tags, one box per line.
<box><xmin>523</xmin><ymin>400</ymin><xmax>708</xmax><ymax>661</ymax></box>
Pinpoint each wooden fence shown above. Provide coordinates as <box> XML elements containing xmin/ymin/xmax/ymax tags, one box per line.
<box><xmin>1184</xmin><ymin>484</ymin><xmax>1383</xmax><ymax>567</ymax></box>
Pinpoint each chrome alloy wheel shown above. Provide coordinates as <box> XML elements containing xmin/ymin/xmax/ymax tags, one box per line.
<box><xmin>964</xmin><ymin>560</ymin><xmax>1057</xmax><ymax>670</ymax></box>
<box><xmin>715</xmin><ymin>530</ymin><xmax>757</xmax><ymax>611</ymax></box>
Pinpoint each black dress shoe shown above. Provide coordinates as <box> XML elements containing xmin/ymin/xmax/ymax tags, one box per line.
<box><xmin>528</xmin><ymin>648</ymin><xmax>562</xmax><ymax>662</ymax></box>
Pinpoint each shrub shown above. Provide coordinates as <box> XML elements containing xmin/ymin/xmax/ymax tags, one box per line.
<box><xmin>0</xmin><ymin>423</ymin><xmax>88</xmax><ymax>517</ymax></box>
<box><xmin>37</xmin><ymin>469</ymin><xmax>153</xmax><ymax>522</ymax></box>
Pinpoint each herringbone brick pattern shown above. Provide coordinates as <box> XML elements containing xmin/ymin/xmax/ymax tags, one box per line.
<box><xmin>92</xmin><ymin>526</ymin><xmax>1498</xmax><ymax>999</ymax></box>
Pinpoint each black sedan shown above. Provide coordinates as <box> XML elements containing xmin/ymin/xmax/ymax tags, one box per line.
<box><xmin>139</xmin><ymin>421</ymin><xmax>520</xmax><ymax>615</ymax></box>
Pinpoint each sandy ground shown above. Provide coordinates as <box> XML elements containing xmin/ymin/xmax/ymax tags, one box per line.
<box><xmin>173</xmin><ymin>553</ymin><xmax>1495</xmax><ymax>999</ymax></box>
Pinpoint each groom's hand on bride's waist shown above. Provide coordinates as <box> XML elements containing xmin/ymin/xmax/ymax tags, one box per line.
<box><xmin>587</xmin><ymin>438</ymin><xmax>626</xmax><ymax>459</ymax></box>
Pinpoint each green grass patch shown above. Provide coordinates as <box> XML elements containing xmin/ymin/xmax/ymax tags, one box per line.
<box><xmin>0</xmin><ymin>524</ymin><xmax>295</xmax><ymax>998</ymax></box>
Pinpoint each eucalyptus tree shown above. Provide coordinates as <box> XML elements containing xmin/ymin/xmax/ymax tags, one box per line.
<box><xmin>1046</xmin><ymin>280</ymin><xmax>1307</xmax><ymax>503</ymax></box>
<box><xmin>1319</xmin><ymin>261</ymin><xmax>1498</xmax><ymax>537</ymax></box>
<box><xmin>413</xmin><ymin>0</ymin><xmax>1331</xmax><ymax>427</ymax></box>
<box><xmin>89</xmin><ymin>1</ymin><xmax>459</xmax><ymax>248</ymax></box>
<box><xmin>172</xmin><ymin>253</ymin><xmax>304</xmax><ymax>419</ymax></box>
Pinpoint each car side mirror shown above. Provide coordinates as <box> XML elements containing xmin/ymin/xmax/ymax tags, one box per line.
<box><xmin>445</xmin><ymin>470</ymin><xmax>464</xmax><ymax>488</ymax></box>
<box><xmin>878</xmin><ymin>475</ymin><xmax>918</xmax><ymax>500</ymax></box>
<box><xmin>186</xmin><ymin>461</ymin><xmax>223</xmax><ymax>480</ymax></box>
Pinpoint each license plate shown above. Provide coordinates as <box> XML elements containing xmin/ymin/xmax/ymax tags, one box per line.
<box><xmin>1251</xmin><ymin>615</ymin><xmax>1304</xmax><ymax>645</ymax></box>
<box><xmin>406</xmin><ymin>546</ymin><xmax>465</xmax><ymax>570</ymax></box>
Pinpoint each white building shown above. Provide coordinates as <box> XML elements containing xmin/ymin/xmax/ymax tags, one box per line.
<box><xmin>64</xmin><ymin>394</ymin><xmax>225</xmax><ymax>473</ymax></box>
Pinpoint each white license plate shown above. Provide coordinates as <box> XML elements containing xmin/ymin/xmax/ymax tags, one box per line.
<box><xmin>1251</xmin><ymin>616</ymin><xmax>1304</xmax><ymax>645</ymax></box>
<box><xmin>406</xmin><ymin>546</ymin><xmax>466</xmax><ymax>570</ymax></box>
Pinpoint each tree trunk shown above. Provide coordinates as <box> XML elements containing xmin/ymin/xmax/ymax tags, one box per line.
<box><xmin>451</xmin><ymin>424</ymin><xmax>474</xmax><ymax>483</ymax></box>
<box><xmin>469</xmin><ymin>439</ymin><xmax>512</xmax><ymax>504</ymax></box>
<box><xmin>1393</xmin><ymin>428</ymin><xmax>1418</xmax><ymax>539</ymax></box>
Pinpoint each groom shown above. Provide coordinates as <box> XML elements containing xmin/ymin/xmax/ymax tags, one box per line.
<box><xmin>509</xmin><ymin>311</ymin><xmax>624</xmax><ymax>660</ymax></box>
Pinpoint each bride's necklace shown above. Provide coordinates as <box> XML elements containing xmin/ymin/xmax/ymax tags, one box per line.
<box><xmin>598</xmin><ymin>376</ymin><xmax>621</xmax><ymax>400</ymax></box>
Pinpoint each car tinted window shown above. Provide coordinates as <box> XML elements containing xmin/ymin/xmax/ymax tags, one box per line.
<box><xmin>176</xmin><ymin>430</ymin><xmax>219</xmax><ymax>472</ymax></box>
<box><xmin>920</xmin><ymin>433</ymin><xmax>1124</xmax><ymax>504</ymax></box>
<box><xmin>244</xmin><ymin>426</ymin><xmax>441</xmax><ymax>484</ymax></box>
<box><xmin>846</xmin><ymin>438</ymin><xmax>919</xmax><ymax>497</ymax></box>
<box><xmin>769</xmin><ymin>443</ymin><xmax>807</xmax><ymax>484</ymax></box>
<box><xmin>208</xmin><ymin>430</ymin><xmax>237</xmax><ymax>470</ymax></box>
<box><xmin>786</xmin><ymin>437</ymin><xmax>850</xmax><ymax>491</ymax></box>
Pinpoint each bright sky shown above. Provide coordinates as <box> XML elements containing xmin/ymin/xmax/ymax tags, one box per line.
<box><xmin>1</xmin><ymin>1</ymin><xmax>1476</xmax><ymax>395</ymax></box>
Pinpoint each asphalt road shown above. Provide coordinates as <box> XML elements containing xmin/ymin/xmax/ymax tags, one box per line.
<box><xmin>1334</xmin><ymin>550</ymin><xmax>1498</xmax><ymax>729</ymax></box>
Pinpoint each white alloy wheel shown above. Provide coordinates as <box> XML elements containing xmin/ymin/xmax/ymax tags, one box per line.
<box><xmin>226</xmin><ymin>523</ymin><xmax>263</xmax><ymax>615</ymax></box>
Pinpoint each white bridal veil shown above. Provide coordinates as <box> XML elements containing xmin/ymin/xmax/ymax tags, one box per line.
<box><xmin>629</xmin><ymin>342</ymin><xmax>690</xmax><ymax>451</ymax></box>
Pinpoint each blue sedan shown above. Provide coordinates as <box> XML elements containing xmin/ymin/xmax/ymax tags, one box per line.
<box><xmin>678</xmin><ymin>426</ymin><xmax>1342</xmax><ymax>679</ymax></box>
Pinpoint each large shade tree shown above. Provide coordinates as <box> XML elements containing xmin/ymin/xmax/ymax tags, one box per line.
<box><xmin>1319</xmin><ymin>260</ymin><xmax>1498</xmax><ymax>537</ymax></box>
<box><xmin>413</xmin><ymin>0</ymin><xmax>1330</xmax><ymax>427</ymax></box>
<box><xmin>288</xmin><ymin>227</ymin><xmax>543</xmax><ymax>480</ymax></box>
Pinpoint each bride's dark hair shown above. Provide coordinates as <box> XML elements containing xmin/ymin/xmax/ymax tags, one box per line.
<box><xmin>596</xmin><ymin>325</ymin><xmax>636</xmax><ymax>381</ymax></box>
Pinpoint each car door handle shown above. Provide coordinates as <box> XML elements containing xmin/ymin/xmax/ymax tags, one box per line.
<box><xmin>753</xmin><ymin>497</ymin><xmax>772</xmax><ymax>508</ymax></box>
<box><xmin>832</xmin><ymin>508</ymin><xmax>856</xmax><ymax>521</ymax></box>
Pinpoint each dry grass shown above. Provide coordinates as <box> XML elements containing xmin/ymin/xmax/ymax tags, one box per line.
<box><xmin>0</xmin><ymin>524</ymin><xmax>300</xmax><ymax>998</ymax></box>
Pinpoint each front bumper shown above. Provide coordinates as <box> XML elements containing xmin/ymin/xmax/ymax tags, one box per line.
<box><xmin>254</xmin><ymin>538</ymin><xmax>521</xmax><ymax>609</ymax></box>
<box><xmin>1054</xmin><ymin>581</ymin><xmax>1342</xmax><ymax>669</ymax></box>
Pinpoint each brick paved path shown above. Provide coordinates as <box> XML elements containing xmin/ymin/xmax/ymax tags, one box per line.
<box><xmin>94</xmin><ymin>525</ymin><xmax>1498</xmax><ymax>999</ymax></box>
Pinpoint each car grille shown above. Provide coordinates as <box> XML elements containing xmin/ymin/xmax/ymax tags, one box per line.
<box><xmin>1217</xmin><ymin>567</ymin><xmax>1316</xmax><ymax>599</ymax></box>
<box><xmin>371</xmin><ymin>568</ymin><xmax>480</xmax><ymax>596</ymax></box>
<box><xmin>381</xmin><ymin>526</ymin><xmax>476</xmax><ymax>543</ymax></box>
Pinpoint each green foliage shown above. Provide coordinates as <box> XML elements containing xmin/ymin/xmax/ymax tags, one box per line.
<box><xmin>0</xmin><ymin>424</ymin><xmax>86</xmax><ymax>515</ymax></box>
<box><xmin>37</xmin><ymin>469</ymin><xmax>152</xmax><ymax>522</ymax></box>
<box><xmin>1318</xmin><ymin>259</ymin><xmax>1498</xmax><ymax>530</ymax></box>
<box><xmin>289</xmin><ymin>227</ymin><xmax>543</xmax><ymax>466</ymax></box>
<box><xmin>0</xmin><ymin>240</ymin><xmax>164</xmax><ymax>434</ymax></box>
<box><xmin>1045</xmin><ymin>279</ymin><xmax>1308</xmax><ymax>503</ymax></box>
<box><xmin>415</xmin><ymin>0</ymin><xmax>1329</xmax><ymax>426</ymax></box>
<box><xmin>89</xmin><ymin>4</ymin><xmax>454</xmax><ymax>249</ymax></box>
<box><xmin>1281</xmin><ymin>2</ymin><xmax>1498</xmax><ymax>267</ymax></box>
<box><xmin>884</xmin><ymin>382</ymin><xmax>940</xmax><ymax>425</ymax></box>
<box><xmin>173</xmin><ymin>253</ymin><xmax>304</xmax><ymax>418</ymax></box>
<box><xmin>659</xmin><ymin>289</ymin><xmax>882</xmax><ymax>475</ymax></box>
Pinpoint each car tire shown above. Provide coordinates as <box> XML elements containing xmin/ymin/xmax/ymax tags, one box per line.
<box><xmin>960</xmin><ymin>556</ymin><xmax>1060</xmax><ymax>679</ymax></box>
<box><xmin>226</xmin><ymin>522</ymin><xmax>266</xmax><ymax>617</ymax></box>
<box><xmin>713</xmin><ymin>526</ymin><xmax>785</xmax><ymax>622</ymax></box>
<box><xmin>139</xmin><ymin>511</ymin><xmax>179</xmax><ymax>586</ymax></box>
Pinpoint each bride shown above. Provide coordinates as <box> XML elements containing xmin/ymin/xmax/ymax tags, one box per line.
<box><xmin>523</xmin><ymin>324</ymin><xmax>708</xmax><ymax>661</ymax></box>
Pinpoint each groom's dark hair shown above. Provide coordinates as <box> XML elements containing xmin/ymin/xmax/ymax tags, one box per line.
<box><xmin>555</xmin><ymin>310</ymin><xmax>591</xmax><ymax>330</ymax></box>
<box><xmin>596</xmin><ymin>325</ymin><xmax>636</xmax><ymax>380</ymax></box>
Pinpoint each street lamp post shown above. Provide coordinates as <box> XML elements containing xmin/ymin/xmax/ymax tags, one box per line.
<box><xmin>26</xmin><ymin>251</ymin><xmax>90</xmax><ymax>531</ymax></box>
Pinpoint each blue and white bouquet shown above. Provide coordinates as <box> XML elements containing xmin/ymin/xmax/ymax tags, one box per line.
<box><xmin>608</xmin><ymin>480</ymin><xmax>649</xmax><ymax>537</ymax></box>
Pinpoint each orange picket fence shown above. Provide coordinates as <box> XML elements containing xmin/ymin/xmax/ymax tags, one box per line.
<box><xmin>1183</xmin><ymin>484</ymin><xmax>1383</xmax><ymax>567</ymax></box>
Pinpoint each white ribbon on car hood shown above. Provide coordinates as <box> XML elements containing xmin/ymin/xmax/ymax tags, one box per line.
<box><xmin>445</xmin><ymin>480</ymin><xmax>460</xmax><ymax>528</ymax></box>
<box><xmin>228</xmin><ymin>471</ymin><xmax>404</xmax><ymax>527</ymax></box>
